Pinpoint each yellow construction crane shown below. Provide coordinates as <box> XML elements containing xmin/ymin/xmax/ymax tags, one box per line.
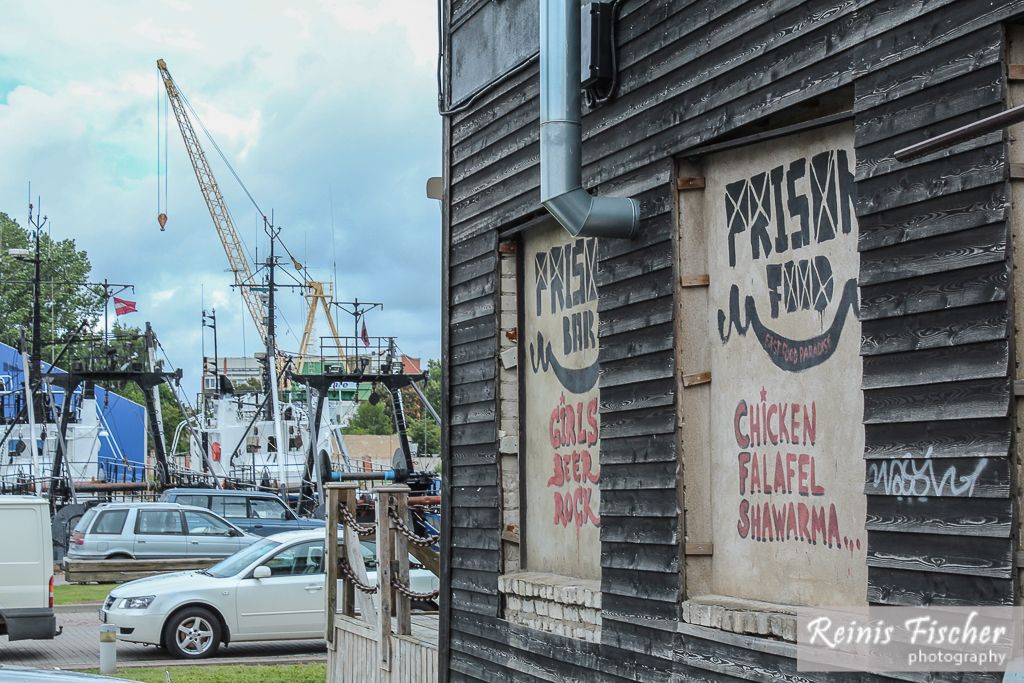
<box><xmin>158</xmin><ymin>58</ymin><xmax>347</xmax><ymax>380</ymax></box>
<box><xmin>157</xmin><ymin>58</ymin><xmax>268</xmax><ymax>344</ymax></box>
<box><xmin>296</xmin><ymin>280</ymin><xmax>344</xmax><ymax>374</ymax></box>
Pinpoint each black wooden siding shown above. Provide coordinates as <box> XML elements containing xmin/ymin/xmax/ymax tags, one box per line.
<box><xmin>441</xmin><ymin>1</ymin><xmax>1022</xmax><ymax>681</ymax></box>
<box><xmin>854</xmin><ymin>22</ymin><xmax>1017</xmax><ymax>610</ymax></box>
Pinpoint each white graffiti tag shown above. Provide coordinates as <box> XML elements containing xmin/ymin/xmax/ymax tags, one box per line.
<box><xmin>867</xmin><ymin>450</ymin><xmax>988</xmax><ymax>498</ymax></box>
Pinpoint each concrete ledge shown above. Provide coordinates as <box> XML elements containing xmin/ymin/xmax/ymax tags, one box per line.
<box><xmin>55</xmin><ymin>601</ymin><xmax>104</xmax><ymax>614</ymax></box>
<box><xmin>71</xmin><ymin>653</ymin><xmax>329</xmax><ymax>670</ymax></box>
<box><xmin>681</xmin><ymin>595</ymin><xmax>797</xmax><ymax>642</ymax></box>
<box><xmin>498</xmin><ymin>572</ymin><xmax>601</xmax><ymax>643</ymax></box>
<box><xmin>498</xmin><ymin>571</ymin><xmax>601</xmax><ymax>608</ymax></box>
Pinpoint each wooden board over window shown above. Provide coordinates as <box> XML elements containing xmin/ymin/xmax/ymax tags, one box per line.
<box><xmin>522</xmin><ymin>223</ymin><xmax>601</xmax><ymax>579</ymax></box>
<box><xmin>702</xmin><ymin>123</ymin><xmax>866</xmax><ymax>605</ymax></box>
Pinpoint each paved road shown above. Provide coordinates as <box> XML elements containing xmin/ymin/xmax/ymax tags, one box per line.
<box><xmin>1</xmin><ymin>605</ymin><xmax>326</xmax><ymax>670</ymax></box>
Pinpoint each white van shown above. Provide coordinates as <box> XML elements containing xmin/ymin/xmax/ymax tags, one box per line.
<box><xmin>0</xmin><ymin>496</ymin><xmax>58</xmax><ymax>641</ymax></box>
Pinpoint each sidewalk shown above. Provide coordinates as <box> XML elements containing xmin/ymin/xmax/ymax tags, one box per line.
<box><xmin>1</xmin><ymin>609</ymin><xmax>326</xmax><ymax>670</ymax></box>
<box><xmin>54</xmin><ymin>602</ymin><xmax>102</xmax><ymax>614</ymax></box>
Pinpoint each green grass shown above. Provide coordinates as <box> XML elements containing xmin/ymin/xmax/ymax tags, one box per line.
<box><xmin>78</xmin><ymin>663</ymin><xmax>326</xmax><ymax>682</ymax></box>
<box><xmin>53</xmin><ymin>582</ymin><xmax>119</xmax><ymax>605</ymax></box>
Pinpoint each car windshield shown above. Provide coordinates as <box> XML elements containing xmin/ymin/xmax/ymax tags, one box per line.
<box><xmin>360</xmin><ymin>541</ymin><xmax>377</xmax><ymax>567</ymax></box>
<box><xmin>204</xmin><ymin>538</ymin><xmax>280</xmax><ymax>578</ymax></box>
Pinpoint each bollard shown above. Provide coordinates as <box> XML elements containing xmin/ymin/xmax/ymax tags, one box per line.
<box><xmin>99</xmin><ymin>624</ymin><xmax>117</xmax><ymax>675</ymax></box>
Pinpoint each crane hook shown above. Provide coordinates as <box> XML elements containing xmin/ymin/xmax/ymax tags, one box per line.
<box><xmin>158</xmin><ymin>213</ymin><xmax>168</xmax><ymax>231</ymax></box>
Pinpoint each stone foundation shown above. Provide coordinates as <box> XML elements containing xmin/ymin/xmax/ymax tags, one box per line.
<box><xmin>682</xmin><ymin>595</ymin><xmax>797</xmax><ymax>641</ymax></box>
<box><xmin>497</xmin><ymin>239</ymin><xmax>521</xmax><ymax>573</ymax></box>
<box><xmin>499</xmin><ymin>572</ymin><xmax>601</xmax><ymax>642</ymax></box>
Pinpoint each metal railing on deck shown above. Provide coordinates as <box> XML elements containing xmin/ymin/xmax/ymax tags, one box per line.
<box><xmin>311</xmin><ymin>336</ymin><xmax>404</xmax><ymax>376</ymax></box>
<box><xmin>62</xmin><ymin>334</ymin><xmax>149</xmax><ymax>374</ymax></box>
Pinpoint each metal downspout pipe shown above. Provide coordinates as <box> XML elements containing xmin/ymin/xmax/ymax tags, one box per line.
<box><xmin>540</xmin><ymin>0</ymin><xmax>639</xmax><ymax>238</ymax></box>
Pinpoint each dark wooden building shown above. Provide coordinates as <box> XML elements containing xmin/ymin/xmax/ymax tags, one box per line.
<box><xmin>437</xmin><ymin>0</ymin><xmax>1024</xmax><ymax>680</ymax></box>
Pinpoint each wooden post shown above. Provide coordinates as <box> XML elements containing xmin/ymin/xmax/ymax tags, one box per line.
<box><xmin>393</xmin><ymin>486</ymin><xmax>412</xmax><ymax>636</ymax></box>
<box><xmin>376</xmin><ymin>485</ymin><xmax>394</xmax><ymax>671</ymax></box>
<box><xmin>324</xmin><ymin>483</ymin><xmax>341</xmax><ymax>648</ymax></box>
<box><xmin>338</xmin><ymin>483</ymin><xmax>357</xmax><ymax>618</ymax></box>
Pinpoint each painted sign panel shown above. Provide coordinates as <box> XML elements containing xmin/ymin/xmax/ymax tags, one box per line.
<box><xmin>523</xmin><ymin>223</ymin><xmax>601</xmax><ymax>579</ymax></box>
<box><xmin>705</xmin><ymin>124</ymin><xmax>866</xmax><ymax>605</ymax></box>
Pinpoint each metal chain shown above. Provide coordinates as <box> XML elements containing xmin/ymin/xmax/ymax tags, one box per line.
<box><xmin>340</xmin><ymin>504</ymin><xmax>376</xmax><ymax>536</ymax></box>
<box><xmin>339</xmin><ymin>555</ymin><xmax>378</xmax><ymax>594</ymax></box>
<box><xmin>388</xmin><ymin>507</ymin><xmax>439</xmax><ymax>547</ymax></box>
<box><xmin>390</xmin><ymin>575</ymin><xmax>440</xmax><ymax>600</ymax></box>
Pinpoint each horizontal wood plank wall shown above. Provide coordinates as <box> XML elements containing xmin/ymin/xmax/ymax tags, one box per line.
<box><xmin>442</xmin><ymin>1</ymin><xmax>1024</xmax><ymax>681</ymax></box>
<box><xmin>854</xmin><ymin>23</ymin><xmax>1017</xmax><ymax>608</ymax></box>
<box><xmin>597</xmin><ymin>170</ymin><xmax>679</xmax><ymax>668</ymax></box>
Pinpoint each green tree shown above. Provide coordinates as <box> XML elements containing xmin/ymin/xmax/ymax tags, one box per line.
<box><xmin>0</xmin><ymin>212</ymin><xmax>100</xmax><ymax>350</ymax></box>
<box><xmin>105</xmin><ymin>321</ymin><xmax>148</xmax><ymax>363</ymax></box>
<box><xmin>407</xmin><ymin>416</ymin><xmax>440</xmax><ymax>457</ymax></box>
<box><xmin>422</xmin><ymin>359</ymin><xmax>441</xmax><ymax>412</ymax></box>
<box><xmin>104</xmin><ymin>322</ymin><xmax>189</xmax><ymax>453</ymax></box>
<box><xmin>235</xmin><ymin>377</ymin><xmax>263</xmax><ymax>393</ymax></box>
<box><xmin>116</xmin><ymin>381</ymin><xmax>190</xmax><ymax>454</ymax></box>
<box><xmin>342</xmin><ymin>397</ymin><xmax>396</xmax><ymax>435</ymax></box>
<box><xmin>407</xmin><ymin>359</ymin><xmax>441</xmax><ymax>456</ymax></box>
<box><xmin>341</xmin><ymin>359</ymin><xmax>441</xmax><ymax>455</ymax></box>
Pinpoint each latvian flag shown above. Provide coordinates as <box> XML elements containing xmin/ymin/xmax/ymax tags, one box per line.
<box><xmin>113</xmin><ymin>297</ymin><xmax>138</xmax><ymax>316</ymax></box>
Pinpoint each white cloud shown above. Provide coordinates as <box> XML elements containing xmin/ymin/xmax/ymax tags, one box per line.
<box><xmin>0</xmin><ymin>1</ymin><xmax>443</xmax><ymax>395</ymax></box>
<box><xmin>319</xmin><ymin>0</ymin><xmax>439</xmax><ymax>66</ymax></box>
<box><xmin>151</xmin><ymin>288</ymin><xmax>179</xmax><ymax>304</ymax></box>
<box><xmin>187</xmin><ymin>98</ymin><xmax>262</xmax><ymax>159</ymax></box>
<box><xmin>131</xmin><ymin>18</ymin><xmax>203</xmax><ymax>52</ymax></box>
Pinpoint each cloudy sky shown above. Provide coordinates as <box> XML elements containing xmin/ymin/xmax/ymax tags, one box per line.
<box><xmin>0</xmin><ymin>1</ymin><xmax>442</xmax><ymax>395</ymax></box>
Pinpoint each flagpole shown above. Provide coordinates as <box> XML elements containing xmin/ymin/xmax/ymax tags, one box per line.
<box><xmin>104</xmin><ymin>279</ymin><xmax>110</xmax><ymax>347</ymax></box>
<box><xmin>332</xmin><ymin>298</ymin><xmax>383</xmax><ymax>371</ymax></box>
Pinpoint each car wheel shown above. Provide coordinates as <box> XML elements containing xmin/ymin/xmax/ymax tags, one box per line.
<box><xmin>163</xmin><ymin>607</ymin><xmax>221</xmax><ymax>659</ymax></box>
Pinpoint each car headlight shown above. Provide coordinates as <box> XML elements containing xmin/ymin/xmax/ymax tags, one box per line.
<box><xmin>118</xmin><ymin>596</ymin><xmax>156</xmax><ymax>610</ymax></box>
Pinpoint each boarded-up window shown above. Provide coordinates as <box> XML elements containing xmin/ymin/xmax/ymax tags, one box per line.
<box><xmin>522</xmin><ymin>223</ymin><xmax>601</xmax><ymax>579</ymax></box>
<box><xmin>449</xmin><ymin>0</ymin><xmax>537</xmax><ymax>106</ymax></box>
<box><xmin>682</xmin><ymin>123</ymin><xmax>867</xmax><ymax>605</ymax></box>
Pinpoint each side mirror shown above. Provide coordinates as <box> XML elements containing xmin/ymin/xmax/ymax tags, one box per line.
<box><xmin>230</xmin><ymin>529</ymin><xmax>243</xmax><ymax>537</ymax></box>
<box><xmin>253</xmin><ymin>565</ymin><xmax>271</xmax><ymax>580</ymax></box>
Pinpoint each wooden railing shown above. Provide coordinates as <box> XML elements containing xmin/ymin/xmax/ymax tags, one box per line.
<box><xmin>325</xmin><ymin>482</ymin><xmax>440</xmax><ymax>673</ymax></box>
<box><xmin>326</xmin><ymin>482</ymin><xmax>377</xmax><ymax>637</ymax></box>
<box><xmin>377</xmin><ymin>485</ymin><xmax>410</xmax><ymax>668</ymax></box>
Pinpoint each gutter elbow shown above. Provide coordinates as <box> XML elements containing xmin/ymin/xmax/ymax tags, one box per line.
<box><xmin>539</xmin><ymin>0</ymin><xmax>638</xmax><ymax>240</ymax></box>
<box><xmin>541</xmin><ymin>187</ymin><xmax>640</xmax><ymax>239</ymax></box>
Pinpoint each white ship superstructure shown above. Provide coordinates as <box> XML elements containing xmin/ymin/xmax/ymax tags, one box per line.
<box><xmin>178</xmin><ymin>391</ymin><xmax>355</xmax><ymax>489</ymax></box>
<box><xmin>0</xmin><ymin>392</ymin><xmax>106</xmax><ymax>486</ymax></box>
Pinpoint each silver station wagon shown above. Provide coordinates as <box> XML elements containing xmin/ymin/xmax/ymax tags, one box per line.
<box><xmin>66</xmin><ymin>502</ymin><xmax>257</xmax><ymax>560</ymax></box>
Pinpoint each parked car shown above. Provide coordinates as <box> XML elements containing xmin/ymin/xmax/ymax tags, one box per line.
<box><xmin>0</xmin><ymin>496</ymin><xmax>58</xmax><ymax>641</ymax></box>
<box><xmin>159</xmin><ymin>488</ymin><xmax>325</xmax><ymax>537</ymax></box>
<box><xmin>66</xmin><ymin>502</ymin><xmax>257</xmax><ymax>561</ymax></box>
<box><xmin>100</xmin><ymin>529</ymin><xmax>439</xmax><ymax>658</ymax></box>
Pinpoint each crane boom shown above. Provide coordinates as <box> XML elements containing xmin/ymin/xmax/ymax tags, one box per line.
<box><xmin>157</xmin><ymin>59</ymin><xmax>268</xmax><ymax>343</ymax></box>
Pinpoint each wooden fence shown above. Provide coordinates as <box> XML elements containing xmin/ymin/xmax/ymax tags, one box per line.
<box><xmin>325</xmin><ymin>482</ymin><xmax>440</xmax><ymax>683</ymax></box>
<box><xmin>64</xmin><ymin>557</ymin><xmax>220</xmax><ymax>583</ymax></box>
